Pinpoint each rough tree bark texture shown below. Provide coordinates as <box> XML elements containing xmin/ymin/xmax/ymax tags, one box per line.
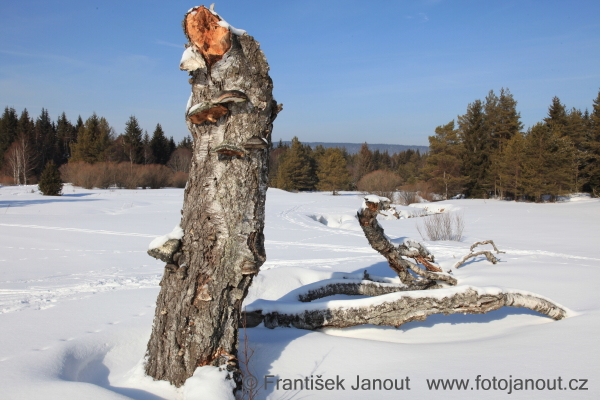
<box><xmin>145</xmin><ymin>5</ymin><xmax>279</xmax><ymax>387</ymax></box>
<box><xmin>260</xmin><ymin>287</ymin><xmax>568</xmax><ymax>330</ymax></box>
<box><xmin>241</xmin><ymin>196</ymin><xmax>569</xmax><ymax>331</ymax></box>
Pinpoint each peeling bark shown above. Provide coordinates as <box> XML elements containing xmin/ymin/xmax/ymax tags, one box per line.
<box><xmin>247</xmin><ymin>287</ymin><xmax>568</xmax><ymax>330</ymax></box>
<box><xmin>241</xmin><ymin>196</ymin><xmax>569</xmax><ymax>333</ymax></box>
<box><xmin>145</xmin><ymin>5</ymin><xmax>279</xmax><ymax>388</ymax></box>
<box><xmin>357</xmin><ymin>198</ymin><xmax>456</xmax><ymax>286</ymax></box>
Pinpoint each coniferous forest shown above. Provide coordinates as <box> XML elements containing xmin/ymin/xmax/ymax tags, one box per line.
<box><xmin>1</xmin><ymin>88</ymin><xmax>599</xmax><ymax>200</ymax></box>
<box><xmin>0</xmin><ymin>110</ymin><xmax>193</xmax><ymax>189</ymax></box>
<box><xmin>271</xmin><ymin>89</ymin><xmax>600</xmax><ymax>201</ymax></box>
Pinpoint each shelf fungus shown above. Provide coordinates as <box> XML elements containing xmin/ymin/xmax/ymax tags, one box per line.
<box><xmin>187</xmin><ymin>102</ymin><xmax>228</xmax><ymax>124</ymax></box>
<box><xmin>148</xmin><ymin>239</ymin><xmax>181</xmax><ymax>263</ymax></box>
<box><xmin>212</xmin><ymin>90</ymin><xmax>249</xmax><ymax>104</ymax></box>
<box><xmin>212</xmin><ymin>143</ymin><xmax>246</xmax><ymax>157</ymax></box>
<box><xmin>193</xmin><ymin>284</ymin><xmax>212</xmax><ymax>304</ymax></box>
<box><xmin>243</xmin><ymin>136</ymin><xmax>269</xmax><ymax>150</ymax></box>
<box><xmin>241</xmin><ymin>260</ymin><xmax>259</xmax><ymax>275</ymax></box>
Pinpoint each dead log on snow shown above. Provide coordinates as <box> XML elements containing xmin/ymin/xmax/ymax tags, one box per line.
<box><xmin>241</xmin><ymin>195</ymin><xmax>570</xmax><ymax>331</ymax></box>
<box><xmin>245</xmin><ymin>286</ymin><xmax>569</xmax><ymax>330</ymax></box>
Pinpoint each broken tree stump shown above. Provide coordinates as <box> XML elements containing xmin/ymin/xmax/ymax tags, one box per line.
<box><xmin>145</xmin><ymin>5</ymin><xmax>280</xmax><ymax>388</ymax></box>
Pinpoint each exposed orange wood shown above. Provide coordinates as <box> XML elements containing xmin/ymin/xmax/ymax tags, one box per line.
<box><xmin>185</xmin><ymin>6</ymin><xmax>231</xmax><ymax>67</ymax></box>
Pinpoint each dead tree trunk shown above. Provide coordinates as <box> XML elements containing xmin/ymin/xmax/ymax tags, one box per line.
<box><xmin>145</xmin><ymin>5</ymin><xmax>280</xmax><ymax>388</ymax></box>
<box><xmin>241</xmin><ymin>195</ymin><xmax>570</xmax><ymax>331</ymax></box>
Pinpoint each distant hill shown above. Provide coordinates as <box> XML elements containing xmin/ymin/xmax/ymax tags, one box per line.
<box><xmin>279</xmin><ymin>141</ymin><xmax>429</xmax><ymax>155</ymax></box>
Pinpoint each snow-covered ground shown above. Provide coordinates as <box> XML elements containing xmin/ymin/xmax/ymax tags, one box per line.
<box><xmin>1</xmin><ymin>185</ymin><xmax>598</xmax><ymax>399</ymax></box>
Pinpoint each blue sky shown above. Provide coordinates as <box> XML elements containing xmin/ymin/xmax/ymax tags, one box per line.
<box><xmin>1</xmin><ymin>0</ymin><xmax>599</xmax><ymax>145</ymax></box>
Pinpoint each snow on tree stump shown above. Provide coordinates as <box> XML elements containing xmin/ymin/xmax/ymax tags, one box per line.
<box><xmin>145</xmin><ymin>5</ymin><xmax>280</xmax><ymax>388</ymax></box>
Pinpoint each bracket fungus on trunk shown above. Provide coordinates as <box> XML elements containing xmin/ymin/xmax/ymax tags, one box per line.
<box><xmin>145</xmin><ymin>4</ymin><xmax>281</xmax><ymax>390</ymax></box>
<box><xmin>187</xmin><ymin>101</ymin><xmax>229</xmax><ymax>124</ymax></box>
<box><xmin>212</xmin><ymin>89</ymin><xmax>249</xmax><ymax>104</ymax></box>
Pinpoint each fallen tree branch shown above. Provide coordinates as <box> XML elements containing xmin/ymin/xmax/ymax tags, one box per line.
<box><xmin>244</xmin><ymin>286</ymin><xmax>569</xmax><ymax>330</ymax></box>
<box><xmin>357</xmin><ymin>196</ymin><xmax>455</xmax><ymax>286</ymax></box>
<box><xmin>470</xmin><ymin>240</ymin><xmax>506</xmax><ymax>254</ymax></box>
<box><xmin>453</xmin><ymin>251</ymin><xmax>500</xmax><ymax>269</ymax></box>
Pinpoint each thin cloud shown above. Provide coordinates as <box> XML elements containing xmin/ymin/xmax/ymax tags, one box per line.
<box><xmin>404</xmin><ymin>13</ymin><xmax>429</xmax><ymax>23</ymax></box>
<box><xmin>156</xmin><ymin>40</ymin><xmax>183</xmax><ymax>49</ymax></box>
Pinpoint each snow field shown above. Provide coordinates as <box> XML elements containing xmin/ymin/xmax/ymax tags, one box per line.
<box><xmin>0</xmin><ymin>185</ymin><xmax>598</xmax><ymax>399</ymax></box>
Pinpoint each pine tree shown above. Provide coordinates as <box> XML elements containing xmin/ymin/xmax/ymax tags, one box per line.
<box><xmin>485</xmin><ymin>88</ymin><xmax>523</xmax><ymax>197</ymax></box>
<box><xmin>150</xmin><ymin>124</ymin><xmax>170</xmax><ymax>164</ymax></box>
<box><xmin>423</xmin><ymin>121</ymin><xmax>463</xmax><ymax>199</ymax></box>
<box><xmin>276</xmin><ymin>137</ymin><xmax>317</xmax><ymax>191</ymax></box>
<box><xmin>498</xmin><ymin>132</ymin><xmax>526</xmax><ymax>200</ymax></box>
<box><xmin>123</xmin><ymin>115</ymin><xmax>143</xmax><ymax>164</ymax></box>
<box><xmin>316</xmin><ymin>147</ymin><xmax>350</xmax><ymax>194</ymax></box>
<box><xmin>38</xmin><ymin>161</ymin><xmax>62</xmax><ymax>196</ymax></box>
<box><xmin>70</xmin><ymin>114</ymin><xmax>112</xmax><ymax>163</ymax></box>
<box><xmin>353</xmin><ymin>143</ymin><xmax>374</xmax><ymax>184</ymax></box>
<box><xmin>458</xmin><ymin>99</ymin><xmax>489</xmax><ymax>197</ymax></box>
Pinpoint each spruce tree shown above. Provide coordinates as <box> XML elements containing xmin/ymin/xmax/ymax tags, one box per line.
<box><xmin>177</xmin><ymin>135</ymin><xmax>193</xmax><ymax>150</ymax></box>
<box><xmin>123</xmin><ymin>115</ymin><xmax>143</xmax><ymax>164</ymax></box>
<box><xmin>56</xmin><ymin>112</ymin><xmax>75</xmax><ymax>164</ymax></box>
<box><xmin>168</xmin><ymin>137</ymin><xmax>176</xmax><ymax>160</ymax></box>
<box><xmin>0</xmin><ymin>107</ymin><xmax>18</xmax><ymax>169</ymax></box>
<box><xmin>583</xmin><ymin>90</ymin><xmax>600</xmax><ymax>195</ymax></box>
<box><xmin>544</xmin><ymin>96</ymin><xmax>568</xmax><ymax>133</ymax></box>
<box><xmin>38</xmin><ymin>161</ymin><xmax>63</xmax><ymax>196</ymax></box>
<box><xmin>34</xmin><ymin>108</ymin><xmax>58</xmax><ymax>174</ymax></box>
<box><xmin>142</xmin><ymin>131</ymin><xmax>152</xmax><ymax>164</ymax></box>
<box><xmin>150</xmin><ymin>124</ymin><xmax>170</xmax><ymax>164</ymax></box>
<box><xmin>522</xmin><ymin>123</ymin><xmax>574</xmax><ymax>201</ymax></box>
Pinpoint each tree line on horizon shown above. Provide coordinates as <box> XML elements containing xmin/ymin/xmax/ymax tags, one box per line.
<box><xmin>2</xmin><ymin>88</ymin><xmax>599</xmax><ymax>200</ymax></box>
<box><xmin>271</xmin><ymin>89</ymin><xmax>600</xmax><ymax>201</ymax></box>
<box><xmin>0</xmin><ymin>108</ymin><xmax>194</xmax><ymax>188</ymax></box>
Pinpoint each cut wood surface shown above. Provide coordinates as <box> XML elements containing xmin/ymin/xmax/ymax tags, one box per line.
<box><xmin>145</xmin><ymin>4</ymin><xmax>280</xmax><ymax>388</ymax></box>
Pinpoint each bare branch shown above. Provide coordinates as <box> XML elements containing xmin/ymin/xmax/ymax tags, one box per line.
<box><xmin>470</xmin><ymin>240</ymin><xmax>506</xmax><ymax>254</ymax></box>
<box><xmin>245</xmin><ymin>287</ymin><xmax>569</xmax><ymax>330</ymax></box>
<box><xmin>453</xmin><ymin>251</ymin><xmax>499</xmax><ymax>269</ymax></box>
<box><xmin>358</xmin><ymin>196</ymin><xmax>455</xmax><ymax>285</ymax></box>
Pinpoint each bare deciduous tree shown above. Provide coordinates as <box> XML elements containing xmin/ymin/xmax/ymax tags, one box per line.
<box><xmin>3</xmin><ymin>134</ymin><xmax>37</xmax><ymax>185</ymax></box>
<box><xmin>167</xmin><ymin>148</ymin><xmax>192</xmax><ymax>173</ymax></box>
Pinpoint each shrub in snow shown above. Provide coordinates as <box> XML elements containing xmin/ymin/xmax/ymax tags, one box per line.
<box><xmin>38</xmin><ymin>161</ymin><xmax>62</xmax><ymax>196</ymax></box>
<box><xmin>416</xmin><ymin>211</ymin><xmax>464</xmax><ymax>241</ymax></box>
<box><xmin>357</xmin><ymin>170</ymin><xmax>402</xmax><ymax>201</ymax></box>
